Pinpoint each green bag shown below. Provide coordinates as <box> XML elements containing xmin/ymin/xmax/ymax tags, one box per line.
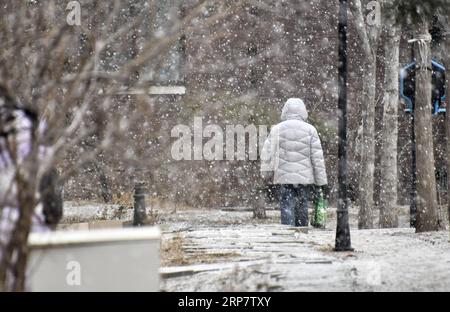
<box><xmin>311</xmin><ymin>188</ymin><xmax>327</xmax><ymax>228</ymax></box>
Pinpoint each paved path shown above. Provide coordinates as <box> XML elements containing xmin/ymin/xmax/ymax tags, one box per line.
<box><xmin>160</xmin><ymin>210</ymin><xmax>450</xmax><ymax>292</ymax></box>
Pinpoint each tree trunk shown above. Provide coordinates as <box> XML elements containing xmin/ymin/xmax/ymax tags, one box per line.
<box><xmin>252</xmin><ymin>186</ymin><xmax>267</xmax><ymax>219</ymax></box>
<box><xmin>446</xmin><ymin>40</ymin><xmax>450</xmax><ymax>229</ymax></box>
<box><xmin>252</xmin><ymin>161</ymin><xmax>266</xmax><ymax>219</ymax></box>
<box><xmin>358</xmin><ymin>57</ymin><xmax>377</xmax><ymax>229</ymax></box>
<box><xmin>0</xmin><ymin>140</ymin><xmax>38</xmax><ymax>291</ymax></box>
<box><xmin>10</xmin><ymin>175</ymin><xmax>36</xmax><ymax>291</ymax></box>
<box><xmin>414</xmin><ymin>20</ymin><xmax>439</xmax><ymax>233</ymax></box>
<box><xmin>350</xmin><ymin>0</ymin><xmax>380</xmax><ymax>229</ymax></box>
<box><xmin>94</xmin><ymin>163</ymin><xmax>112</xmax><ymax>203</ymax></box>
<box><xmin>379</xmin><ymin>22</ymin><xmax>400</xmax><ymax>228</ymax></box>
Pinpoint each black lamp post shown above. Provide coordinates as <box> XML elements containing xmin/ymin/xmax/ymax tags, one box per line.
<box><xmin>335</xmin><ymin>0</ymin><xmax>353</xmax><ymax>252</ymax></box>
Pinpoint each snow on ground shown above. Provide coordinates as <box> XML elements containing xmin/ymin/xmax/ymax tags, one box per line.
<box><xmin>158</xmin><ymin>208</ymin><xmax>450</xmax><ymax>292</ymax></box>
<box><xmin>63</xmin><ymin>202</ymin><xmax>450</xmax><ymax>292</ymax></box>
<box><xmin>160</xmin><ymin>215</ymin><xmax>450</xmax><ymax>291</ymax></box>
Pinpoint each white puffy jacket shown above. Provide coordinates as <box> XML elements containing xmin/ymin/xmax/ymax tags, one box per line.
<box><xmin>261</xmin><ymin>98</ymin><xmax>328</xmax><ymax>186</ymax></box>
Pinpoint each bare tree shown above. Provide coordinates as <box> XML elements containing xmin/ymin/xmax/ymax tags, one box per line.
<box><xmin>390</xmin><ymin>0</ymin><xmax>450</xmax><ymax>233</ymax></box>
<box><xmin>379</xmin><ymin>9</ymin><xmax>400</xmax><ymax>228</ymax></box>
<box><xmin>349</xmin><ymin>0</ymin><xmax>381</xmax><ymax>229</ymax></box>
<box><xmin>413</xmin><ymin>18</ymin><xmax>439</xmax><ymax>233</ymax></box>
<box><xmin>0</xmin><ymin>0</ymin><xmax>241</xmax><ymax>291</ymax></box>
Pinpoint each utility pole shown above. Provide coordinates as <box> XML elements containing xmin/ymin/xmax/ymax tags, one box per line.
<box><xmin>335</xmin><ymin>0</ymin><xmax>353</xmax><ymax>252</ymax></box>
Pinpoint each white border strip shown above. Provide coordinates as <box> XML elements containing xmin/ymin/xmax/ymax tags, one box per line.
<box><xmin>29</xmin><ymin>226</ymin><xmax>161</xmax><ymax>247</ymax></box>
<box><xmin>115</xmin><ymin>86</ymin><xmax>186</xmax><ymax>95</ymax></box>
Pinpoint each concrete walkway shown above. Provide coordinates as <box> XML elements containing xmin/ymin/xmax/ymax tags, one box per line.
<box><xmin>160</xmin><ymin>210</ymin><xmax>450</xmax><ymax>292</ymax></box>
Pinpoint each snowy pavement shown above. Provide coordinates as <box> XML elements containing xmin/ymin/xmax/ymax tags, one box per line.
<box><xmin>159</xmin><ymin>210</ymin><xmax>450</xmax><ymax>292</ymax></box>
<box><xmin>61</xmin><ymin>203</ymin><xmax>450</xmax><ymax>291</ymax></box>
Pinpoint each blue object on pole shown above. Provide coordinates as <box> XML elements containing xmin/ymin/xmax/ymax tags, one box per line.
<box><xmin>400</xmin><ymin>59</ymin><xmax>446</xmax><ymax>115</ymax></box>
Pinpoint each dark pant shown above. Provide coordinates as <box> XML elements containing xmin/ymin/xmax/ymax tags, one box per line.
<box><xmin>279</xmin><ymin>185</ymin><xmax>310</xmax><ymax>227</ymax></box>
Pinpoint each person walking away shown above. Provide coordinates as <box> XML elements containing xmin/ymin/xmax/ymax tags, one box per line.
<box><xmin>261</xmin><ymin>98</ymin><xmax>328</xmax><ymax>227</ymax></box>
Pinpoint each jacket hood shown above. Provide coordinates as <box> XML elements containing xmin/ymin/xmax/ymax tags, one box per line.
<box><xmin>281</xmin><ymin>98</ymin><xmax>308</xmax><ymax>122</ymax></box>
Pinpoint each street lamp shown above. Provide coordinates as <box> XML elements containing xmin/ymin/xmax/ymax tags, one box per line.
<box><xmin>335</xmin><ymin>0</ymin><xmax>353</xmax><ymax>252</ymax></box>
